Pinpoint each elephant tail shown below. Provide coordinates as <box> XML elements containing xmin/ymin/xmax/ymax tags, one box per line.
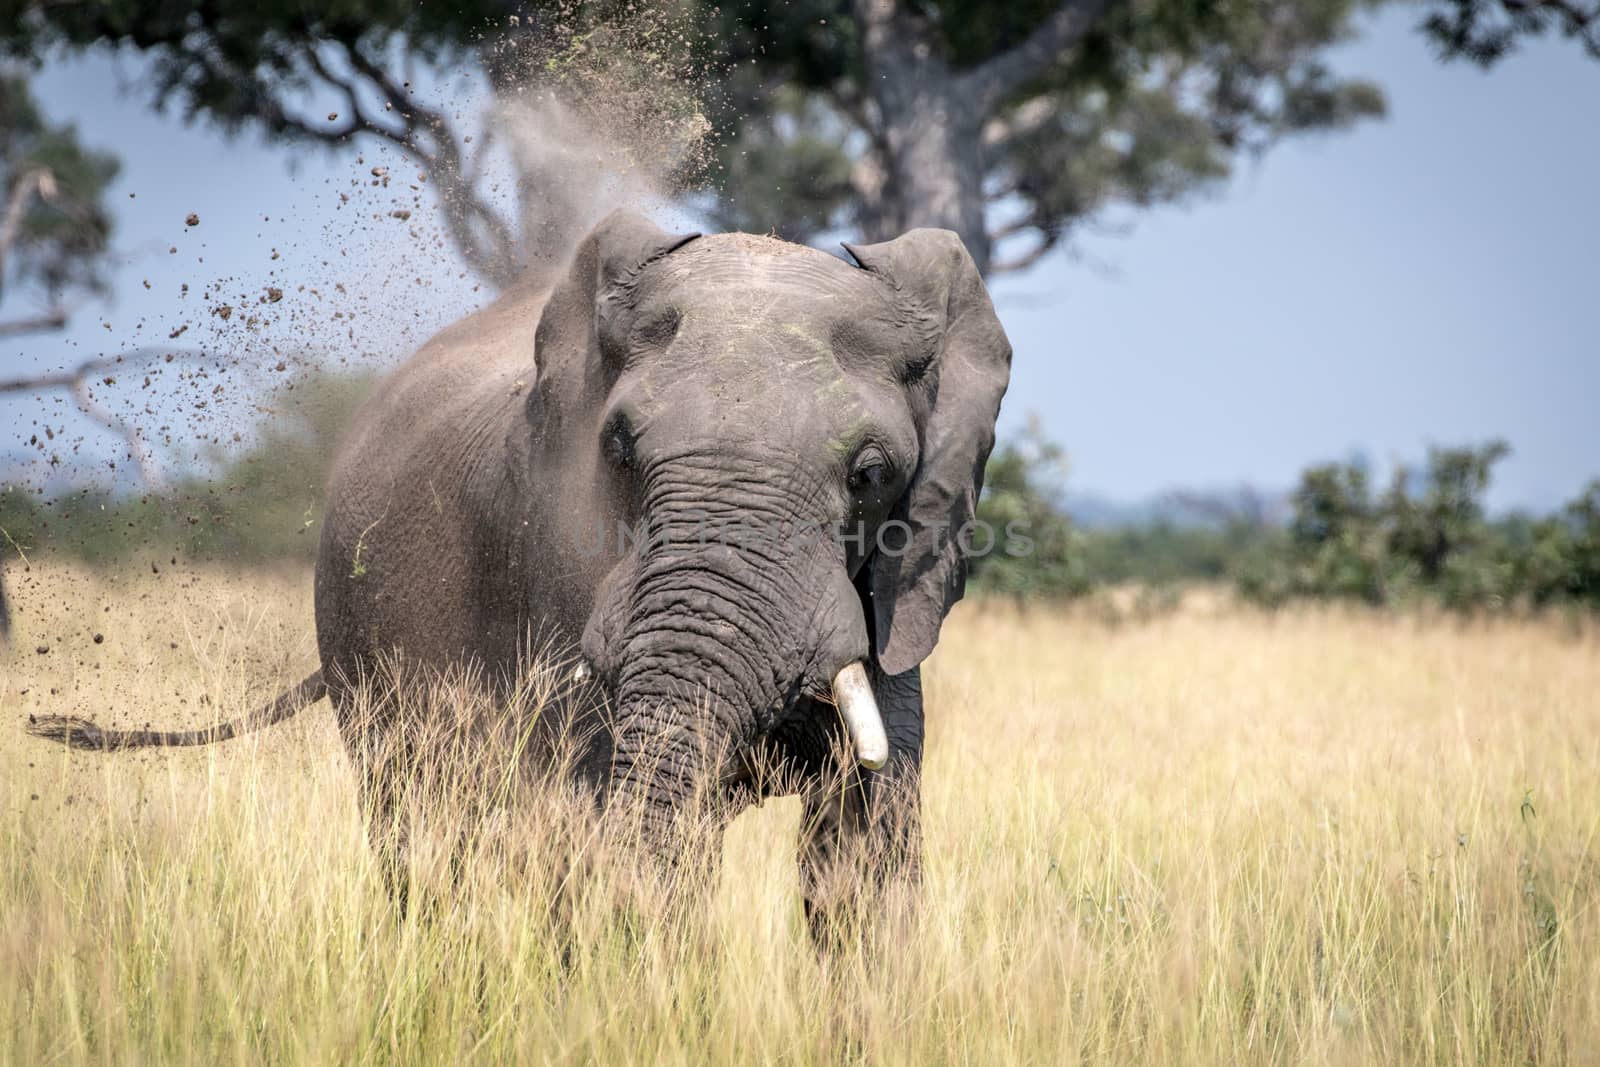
<box><xmin>27</xmin><ymin>670</ymin><xmax>327</xmax><ymax>751</ymax></box>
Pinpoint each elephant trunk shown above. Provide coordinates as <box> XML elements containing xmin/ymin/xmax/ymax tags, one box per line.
<box><xmin>605</xmin><ymin>528</ymin><xmax>793</xmax><ymax>856</ymax></box>
<box><xmin>603</xmin><ymin>495</ymin><xmax>872</xmax><ymax>855</ymax></box>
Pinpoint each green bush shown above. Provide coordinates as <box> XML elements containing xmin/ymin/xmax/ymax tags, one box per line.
<box><xmin>968</xmin><ymin>427</ymin><xmax>1600</xmax><ymax>614</ymax></box>
<box><xmin>1236</xmin><ymin>442</ymin><xmax>1600</xmax><ymax>613</ymax></box>
<box><xmin>970</xmin><ymin>420</ymin><xmax>1093</xmax><ymax>600</ymax></box>
<box><xmin>0</xmin><ymin>370</ymin><xmax>376</xmax><ymax>567</ymax></box>
<box><xmin>3</xmin><ymin>384</ymin><xmax>1597</xmax><ymax>618</ymax></box>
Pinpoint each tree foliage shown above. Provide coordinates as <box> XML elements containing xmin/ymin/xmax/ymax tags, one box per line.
<box><xmin>1419</xmin><ymin>0</ymin><xmax>1600</xmax><ymax>64</ymax></box>
<box><xmin>1</xmin><ymin>0</ymin><xmax>710</xmax><ymax>286</ymax></box>
<box><xmin>970</xmin><ymin>428</ymin><xmax>1600</xmax><ymax>614</ymax></box>
<box><xmin>2</xmin><ymin>0</ymin><xmax>1588</xmax><ymax>289</ymax></box>
<box><xmin>969</xmin><ymin>417</ymin><xmax>1092</xmax><ymax>599</ymax></box>
<box><xmin>0</xmin><ymin>368</ymin><xmax>376</xmax><ymax>566</ymax></box>
<box><xmin>3</xmin><ymin>0</ymin><xmax>1386</xmax><ymax>279</ymax></box>
<box><xmin>1238</xmin><ymin>442</ymin><xmax>1600</xmax><ymax>611</ymax></box>
<box><xmin>0</xmin><ymin>67</ymin><xmax>118</xmax><ymax>337</ymax></box>
<box><xmin>707</xmin><ymin>0</ymin><xmax>1387</xmax><ymax>273</ymax></box>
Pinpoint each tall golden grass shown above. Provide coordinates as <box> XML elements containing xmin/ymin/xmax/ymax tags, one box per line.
<box><xmin>3</xmin><ymin>562</ymin><xmax>1598</xmax><ymax>1064</ymax></box>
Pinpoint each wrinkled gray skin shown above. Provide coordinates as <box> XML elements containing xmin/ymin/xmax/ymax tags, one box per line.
<box><xmin>36</xmin><ymin>210</ymin><xmax>1012</xmax><ymax>933</ymax></box>
<box><xmin>315</xmin><ymin>211</ymin><xmax>1011</xmax><ymax>926</ymax></box>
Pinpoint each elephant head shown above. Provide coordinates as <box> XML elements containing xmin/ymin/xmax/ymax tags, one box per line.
<box><xmin>527</xmin><ymin>210</ymin><xmax>1011</xmax><ymax>850</ymax></box>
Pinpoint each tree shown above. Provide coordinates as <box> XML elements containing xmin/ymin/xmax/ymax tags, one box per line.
<box><xmin>5</xmin><ymin>0</ymin><xmax>1386</xmax><ymax>282</ymax></box>
<box><xmin>1419</xmin><ymin>0</ymin><xmax>1600</xmax><ymax>64</ymax></box>
<box><xmin>0</xmin><ymin>66</ymin><xmax>122</xmax><ymax>629</ymax></box>
<box><xmin>709</xmin><ymin>0</ymin><xmax>1386</xmax><ymax>274</ymax></box>
<box><xmin>970</xmin><ymin>416</ymin><xmax>1092</xmax><ymax>598</ymax></box>
<box><xmin>0</xmin><ymin>366</ymin><xmax>378</xmax><ymax>566</ymax></box>
<box><xmin>1384</xmin><ymin>440</ymin><xmax>1508</xmax><ymax>583</ymax></box>
<box><xmin>1283</xmin><ymin>457</ymin><xmax>1391</xmax><ymax>603</ymax></box>
<box><xmin>1512</xmin><ymin>480</ymin><xmax>1600</xmax><ymax>607</ymax></box>
<box><xmin>0</xmin><ymin>67</ymin><xmax>118</xmax><ymax>337</ymax></box>
<box><xmin>1230</xmin><ymin>440</ymin><xmax>1600</xmax><ymax>613</ymax></box>
<box><xmin>2</xmin><ymin>0</ymin><xmax>713</xmax><ymax>288</ymax></box>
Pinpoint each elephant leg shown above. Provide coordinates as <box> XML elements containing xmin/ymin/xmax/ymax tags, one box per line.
<box><xmin>797</xmin><ymin>664</ymin><xmax>924</xmax><ymax>950</ymax></box>
<box><xmin>327</xmin><ymin>677</ymin><xmax>416</xmax><ymax>913</ymax></box>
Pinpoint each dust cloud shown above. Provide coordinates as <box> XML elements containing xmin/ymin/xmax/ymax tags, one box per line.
<box><xmin>0</xmin><ymin>9</ymin><xmax>718</xmax><ymax>680</ymax></box>
<box><xmin>6</xmin><ymin>9</ymin><xmax>717</xmax><ymax>494</ymax></box>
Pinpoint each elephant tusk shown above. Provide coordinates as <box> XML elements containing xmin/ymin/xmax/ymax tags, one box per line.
<box><xmin>831</xmin><ymin>661</ymin><xmax>889</xmax><ymax>771</ymax></box>
<box><xmin>569</xmin><ymin>661</ymin><xmax>591</xmax><ymax>684</ymax></box>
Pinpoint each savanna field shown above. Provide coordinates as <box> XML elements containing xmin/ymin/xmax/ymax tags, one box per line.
<box><xmin>2</xmin><ymin>563</ymin><xmax>1598</xmax><ymax>1064</ymax></box>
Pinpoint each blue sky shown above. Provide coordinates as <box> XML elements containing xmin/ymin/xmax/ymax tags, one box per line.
<box><xmin>990</xmin><ymin>9</ymin><xmax>1600</xmax><ymax>512</ymax></box>
<box><xmin>4</xmin><ymin>7</ymin><xmax>1597</xmax><ymax>512</ymax></box>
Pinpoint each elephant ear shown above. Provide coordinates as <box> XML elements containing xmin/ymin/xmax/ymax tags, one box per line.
<box><xmin>532</xmin><ymin>210</ymin><xmax>700</xmax><ymax>437</ymax></box>
<box><xmin>843</xmin><ymin>229</ymin><xmax>1013</xmax><ymax>676</ymax></box>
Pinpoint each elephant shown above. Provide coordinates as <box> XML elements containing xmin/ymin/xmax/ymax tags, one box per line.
<box><xmin>28</xmin><ymin>210</ymin><xmax>1013</xmax><ymax>933</ymax></box>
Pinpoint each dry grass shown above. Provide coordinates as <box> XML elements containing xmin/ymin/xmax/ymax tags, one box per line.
<box><xmin>3</xmin><ymin>562</ymin><xmax>1599</xmax><ymax>1064</ymax></box>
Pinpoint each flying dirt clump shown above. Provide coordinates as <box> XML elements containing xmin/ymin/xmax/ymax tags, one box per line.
<box><xmin>0</xmin><ymin>10</ymin><xmax>724</xmax><ymax>591</ymax></box>
<box><xmin>464</xmin><ymin>12</ymin><xmax>719</xmax><ymax>282</ymax></box>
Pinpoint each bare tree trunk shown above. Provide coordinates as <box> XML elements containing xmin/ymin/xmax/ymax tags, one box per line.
<box><xmin>854</xmin><ymin>0</ymin><xmax>991</xmax><ymax>273</ymax></box>
<box><xmin>853</xmin><ymin>0</ymin><xmax>1112</xmax><ymax>276</ymax></box>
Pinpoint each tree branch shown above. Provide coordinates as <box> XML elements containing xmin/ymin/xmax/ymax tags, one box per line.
<box><xmin>0</xmin><ymin>167</ymin><xmax>56</xmax><ymax>289</ymax></box>
<box><xmin>1</xmin><ymin>170</ymin><xmax>85</xmax><ymax>340</ymax></box>
<box><xmin>239</xmin><ymin>41</ymin><xmax>521</xmax><ymax>288</ymax></box>
<box><xmin>339</xmin><ymin>42</ymin><xmax>521</xmax><ymax>287</ymax></box>
<box><xmin>0</xmin><ymin>307</ymin><xmax>69</xmax><ymax>338</ymax></box>
<box><xmin>962</xmin><ymin>0</ymin><xmax>1114</xmax><ymax>111</ymax></box>
<box><xmin>981</xmin><ymin>96</ymin><xmax>1058</xmax><ymax>149</ymax></box>
<box><xmin>0</xmin><ymin>348</ymin><xmax>200</xmax><ymax>489</ymax></box>
<box><xmin>988</xmin><ymin>234</ymin><xmax>1059</xmax><ymax>274</ymax></box>
<box><xmin>990</xmin><ymin>212</ymin><xmax>1042</xmax><ymax>243</ymax></box>
<box><xmin>1509</xmin><ymin>0</ymin><xmax>1600</xmax><ymax>55</ymax></box>
<box><xmin>822</xmin><ymin>80</ymin><xmax>882</xmax><ymax>145</ymax></box>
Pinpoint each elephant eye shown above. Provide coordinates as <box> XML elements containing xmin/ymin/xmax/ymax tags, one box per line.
<box><xmin>848</xmin><ymin>448</ymin><xmax>889</xmax><ymax>492</ymax></box>
<box><xmin>634</xmin><ymin>305</ymin><xmax>682</xmax><ymax>348</ymax></box>
<box><xmin>603</xmin><ymin>411</ymin><xmax>638</xmax><ymax>471</ymax></box>
<box><xmin>899</xmin><ymin>353</ymin><xmax>934</xmax><ymax>386</ymax></box>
